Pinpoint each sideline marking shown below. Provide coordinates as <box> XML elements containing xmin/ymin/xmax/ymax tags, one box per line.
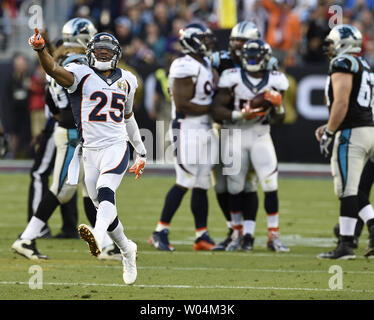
<box><xmin>0</xmin><ymin>281</ymin><xmax>373</xmax><ymax>293</ymax></box>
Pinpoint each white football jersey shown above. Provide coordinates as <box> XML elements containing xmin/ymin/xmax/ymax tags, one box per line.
<box><xmin>64</xmin><ymin>63</ymin><xmax>138</xmax><ymax>148</ymax></box>
<box><xmin>169</xmin><ymin>55</ymin><xmax>214</xmax><ymax>125</ymax></box>
<box><xmin>218</xmin><ymin>68</ymin><xmax>289</xmax><ymax>127</ymax></box>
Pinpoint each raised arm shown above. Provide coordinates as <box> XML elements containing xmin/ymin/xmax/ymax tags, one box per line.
<box><xmin>29</xmin><ymin>28</ymin><xmax>74</xmax><ymax>88</ymax></box>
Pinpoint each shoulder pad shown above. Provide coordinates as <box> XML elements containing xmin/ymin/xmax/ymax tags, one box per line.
<box><xmin>330</xmin><ymin>54</ymin><xmax>359</xmax><ymax>74</ymax></box>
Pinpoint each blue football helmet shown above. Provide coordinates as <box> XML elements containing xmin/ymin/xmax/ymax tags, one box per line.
<box><xmin>62</xmin><ymin>18</ymin><xmax>97</xmax><ymax>48</ymax></box>
<box><xmin>241</xmin><ymin>39</ymin><xmax>272</xmax><ymax>72</ymax></box>
<box><xmin>86</xmin><ymin>33</ymin><xmax>122</xmax><ymax>71</ymax></box>
<box><xmin>179</xmin><ymin>23</ymin><xmax>215</xmax><ymax>57</ymax></box>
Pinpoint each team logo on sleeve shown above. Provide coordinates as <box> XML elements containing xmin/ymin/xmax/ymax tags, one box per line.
<box><xmin>117</xmin><ymin>80</ymin><xmax>128</xmax><ymax>93</ymax></box>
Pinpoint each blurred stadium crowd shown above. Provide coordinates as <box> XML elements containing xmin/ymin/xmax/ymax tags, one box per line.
<box><xmin>0</xmin><ymin>0</ymin><xmax>374</xmax><ymax>159</ymax></box>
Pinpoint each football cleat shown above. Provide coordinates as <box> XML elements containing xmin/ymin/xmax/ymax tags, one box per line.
<box><xmin>240</xmin><ymin>233</ymin><xmax>255</xmax><ymax>251</ymax></box>
<box><xmin>211</xmin><ymin>228</ymin><xmax>233</xmax><ymax>251</ymax></box>
<box><xmin>193</xmin><ymin>231</ymin><xmax>215</xmax><ymax>251</ymax></box>
<box><xmin>225</xmin><ymin>234</ymin><xmax>242</xmax><ymax>251</ymax></box>
<box><xmin>317</xmin><ymin>238</ymin><xmax>356</xmax><ymax>260</ymax></box>
<box><xmin>267</xmin><ymin>231</ymin><xmax>290</xmax><ymax>252</ymax></box>
<box><xmin>98</xmin><ymin>243</ymin><xmax>122</xmax><ymax>261</ymax></box>
<box><xmin>148</xmin><ymin>229</ymin><xmax>175</xmax><ymax>251</ymax></box>
<box><xmin>363</xmin><ymin>225</ymin><xmax>374</xmax><ymax>257</ymax></box>
<box><xmin>78</xmin><ymin>224</ymin><xmax>101</xmax><ymax>257</ymax></box>
<box><xmin>122</xmin><ymin>240</ymin><xmax>137</xmax><ymax>285</ymax></box>
<box><xmin>333</xmin><ymin>223</ymin><xmax>359</xmax><ymax>249</ymax></box>
<box><xmin>11</xmin><ymin>239</ymin><xmax>49</xmax><ymax>260</ymax></box>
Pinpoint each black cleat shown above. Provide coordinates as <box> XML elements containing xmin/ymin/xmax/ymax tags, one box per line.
<box><xmin>240</xmin><ymin>233</ymin><xmax>255</xmax><ymax>251</ymax></box>
<box><xmin>333</xmin><ymin>223</ymin><xmax>359</xmax><ymax>249</ymax></box>
<box><xmin>317</xmin><ymin>238</ymin><xmax>356</xmax><ymax>260</ymax></box>
<box><xmin>211</xmin><ymin>228</ymin><xmax>233</xmax><ymax>251</ymax></box>
<box><xmin>11</xmin><ymin>239</ymin><xmax>49</xmax><ymax>260</ymax></box>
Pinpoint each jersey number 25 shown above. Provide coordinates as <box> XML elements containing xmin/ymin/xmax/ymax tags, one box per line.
<box><xmin>89</xmin><ymin>91</ymin><xmax>127</xmax><ymax>123</ymax></box>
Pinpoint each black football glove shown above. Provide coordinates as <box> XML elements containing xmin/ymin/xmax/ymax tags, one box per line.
<box><xmin>320</xmin><ymin>127</ymin><xmax>334</xmax><ymax>157</ymax></box>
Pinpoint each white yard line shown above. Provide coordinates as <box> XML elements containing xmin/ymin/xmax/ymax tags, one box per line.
<box><xmin>37</xmin><ymin>263</ymin><xmax>374</xmax><ymax>275</ymax></box>
<box><xmin>0</xmin><ymin>280</ymin><xmax>372</xmax><ymax>293</ymax></box>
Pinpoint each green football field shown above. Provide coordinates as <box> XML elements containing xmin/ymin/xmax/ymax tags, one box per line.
<box><xmin>1</xmin><ymin>173</ymin><xmax>374</xmax><ymax>300</ymax></box>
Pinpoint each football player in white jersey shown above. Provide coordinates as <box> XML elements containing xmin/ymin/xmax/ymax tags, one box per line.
<box><xmin>26</xmin><ymin>29</ymin><xmax>146</xmax><ymax>285</ymax></box>
<box><xmin>149</xmin><ymin>23</ymin><xmax>218</xmax><ymax>251</ymax></box>
<box><xmin>12</xmin><ymin>19</ymin><xmax>122</xmax><ymax>262</ymax></box>
<box><xmin>212</xmin><ymin>39</ymin><xmax>290</xmax><ymax>252</ymax></box>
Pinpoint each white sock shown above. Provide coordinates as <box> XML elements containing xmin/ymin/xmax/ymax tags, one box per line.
<box><xmin>155</xmin><ymin>222</ymin><xmax>169</xmax><ymax>232</ymax></box>
<box><xmin>359</xmin><ymin>204</ymin><xmax>374</xmax><ymax>223</ymax></box>
<box><xmin>21</xmin><ymin>216</ymin><xmax>45</xmax><ymax>240</ymax></box>
<box><xmin>107</xmin><ymin>220</ymin><xmax>129</xmax><ymax>254</ymax></box>
<box><xmin>195</xmin><ymin>228</ymin><xmax>207</xmax><ymax>239</ymax></box>
<box><xmin>243</xmin><ymin>220</ymin><xmax>256</xmax><ymax>236</ymax></box>
<box><xmin>267</xmin><ymin>213</ymin><xmax>279</xmax><ymax>229</ymax></box>
<box><xmin>94</xmin><ymin>201</ymin><xmax>117</xmax><ymax>249</ymax></box>
<box><xmin>339</xmin><ymin>216</ymin><xmax>357</xmax><ymax>236</ymax></box>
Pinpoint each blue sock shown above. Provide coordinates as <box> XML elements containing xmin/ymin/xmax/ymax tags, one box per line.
<box><xmin>160</xmin><ymin>184</ymin><xmax>187</xmax><ymax>224</ymax></box>
<box><xmin>191</xmin><ymin>188</ymin><xmax>208</xmax><ymax>229</ymax></box>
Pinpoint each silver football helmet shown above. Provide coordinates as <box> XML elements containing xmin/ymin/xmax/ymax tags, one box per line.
<box><xmin>323</xmin><ymin>24</ymin><xmax>362</xmax><ymax>58</ymax></box>
<box><xmin>229</xmin><ymin>21</ymin><xmax>261</xmax><ymax>58</ymax></box>
<box><xmin>62</xmin><ymin>18</ymin><xmax>97</xmax><ymax>48</ymax></box>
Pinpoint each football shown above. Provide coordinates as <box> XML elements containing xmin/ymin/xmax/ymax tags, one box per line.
<box><xmin>250</xmin><ymin>92</ymin><xmax>273</xmax><ymax>111</ymax></box>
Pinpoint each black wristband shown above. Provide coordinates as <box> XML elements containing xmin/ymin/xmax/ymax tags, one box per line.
<box><xmin>33</xmin><ymin>46</ymin><xmax>45</xmax><ymax>52</ymax></box>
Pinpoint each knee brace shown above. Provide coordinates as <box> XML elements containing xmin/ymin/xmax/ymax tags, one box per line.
<box><xmin>97</xmin><ymin>187</ymin><xmax>115</xmax><ymax>205</ymax></box>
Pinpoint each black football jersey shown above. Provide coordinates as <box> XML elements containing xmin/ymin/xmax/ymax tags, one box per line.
<box><xmin>211</xmin><ymin>50</ymin><xmax>238</xmax><ymax>75</ymax></box>
<box><xmin>325</xmin><ymin>54</ymin><xmax>374</xmax><ymax>131</ymax></box>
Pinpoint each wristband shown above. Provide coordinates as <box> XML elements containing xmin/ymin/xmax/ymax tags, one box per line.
<box><xmin>231</xmin><ymin>110</ymin><xmax>242</xmax><ymax>122</ymax></box>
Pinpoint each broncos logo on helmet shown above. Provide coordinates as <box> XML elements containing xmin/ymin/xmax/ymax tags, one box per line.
<box><xmin>179</xmin><ymin>23</ymin><xmax>215</xmax><ymax>57</ymax></box>
<box><xmin>241</xmin><ymin>39</ymin><xmax>272</xmax><ymax>73</ymax></box>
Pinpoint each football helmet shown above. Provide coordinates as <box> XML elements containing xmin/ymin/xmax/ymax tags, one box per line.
<box><xmin>323</xmin><ymin>24</ymin><xmax>362</xmax><ymax>58</ymax></box>
<box><xmin>86</xmin><ymin>33</ymin><xmax>122</xmax><ymax>71</ymax></box>
<box><xmin>61</xmin><ymin>53</ymin><xmax>87</xmax><ymax>67</ymax></box>
<box><xmin>241</xmin><ymin>39</ymin><xmax>272</xmax><ymax>73</ymax></box>
<box><xmin>229</xmin><ymin>21</ymin><xmax>260</xmax><ymax>58</ymax></box>
<box><xmin>62</xmin><ymin>18</ymin><xmax>97</xmax><ymax>48</ymax></box>
<box><xmin>179</xmin><ymin>23</ymin><xmax>215</xmax><ymax>57</ymax></box>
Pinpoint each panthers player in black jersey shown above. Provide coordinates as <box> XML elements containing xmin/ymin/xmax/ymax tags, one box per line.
<box><xmin>315</xmin><ymin>24</ymin><xmax>374</xmax><ymax>259</ymax></box>
<box><xmin>210</xmin><ymin>21</ymin><xmax>281</xmax><ymax>252</ymax></box>
<box><xmin>333</xmin><ymin>156</ymin><xmax>374</xmax><ymax>250</ymax></box>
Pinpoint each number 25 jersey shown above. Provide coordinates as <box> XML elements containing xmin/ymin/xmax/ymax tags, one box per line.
<box><xmin>64</xmin><ymin>62</ymin><xmax>138</xmax><ymax>149</ymax></box>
